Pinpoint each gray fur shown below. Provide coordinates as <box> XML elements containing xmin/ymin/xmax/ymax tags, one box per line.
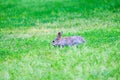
<box><xmin>52</xmin><ymin>32</ymin><xmax>85</xmax><ymax>47</ymax></box>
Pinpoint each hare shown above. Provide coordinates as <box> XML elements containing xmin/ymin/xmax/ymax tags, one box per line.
<box><xmin>52</xmin><ymin>32</ymin><xmax>85</xmax><ymax>47</ymax></box>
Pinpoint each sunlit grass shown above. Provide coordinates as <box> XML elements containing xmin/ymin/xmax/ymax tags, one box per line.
<box><xmin>0</xmin><ymin>24</ymin><xmax>119</xmax><ymax>79</ymax></box>
<box><xmin>0</xmin><ymin>0</ymin><xmax>120</xmax><ymax>80</ymax></box>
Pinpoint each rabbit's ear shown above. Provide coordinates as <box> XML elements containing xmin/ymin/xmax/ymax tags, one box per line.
<box><xmin>57</xmin><ymin>32</ymin><xmax>62</xmax><ymax>39</ymax></box>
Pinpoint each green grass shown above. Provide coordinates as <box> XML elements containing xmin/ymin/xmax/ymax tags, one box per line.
<box><xmin>0</xmin><ymin>0</ymin><xmax>120</xmax><ymax>80</ymax></box>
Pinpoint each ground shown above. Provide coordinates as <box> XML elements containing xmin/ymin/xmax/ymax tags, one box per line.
<box><xmin>0</xmin><ymin>0</ymin><xmax>120</xmax><ymax>80</ymax></box>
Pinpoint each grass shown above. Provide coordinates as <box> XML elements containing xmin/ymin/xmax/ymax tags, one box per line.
<box><xmin>0</xmin><ymin>0</ymin><xmax>120</xmax><ymax>80</ymax></box>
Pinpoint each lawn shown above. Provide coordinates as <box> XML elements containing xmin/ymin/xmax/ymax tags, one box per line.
<box><xmin>0</xmin><ymin>0</ymin><xmax>120</xmax><ymax>80</ymax></box>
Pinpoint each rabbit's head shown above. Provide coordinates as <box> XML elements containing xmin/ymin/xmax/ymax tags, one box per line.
<box><xmin>52</xmin><ymin>32</ymin><xmax>62</xmax><ymax>46</ymax></box>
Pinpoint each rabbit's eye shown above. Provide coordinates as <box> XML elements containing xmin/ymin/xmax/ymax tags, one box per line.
<box><xmin>53</xmin><ymin>41</ymin><xmax>54</xmax><ymax>42</ymax></box>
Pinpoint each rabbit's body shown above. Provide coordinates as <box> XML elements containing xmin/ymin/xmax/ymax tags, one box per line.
<box><xmin>52</xmin><ymin>32</ymin><xmax>85</xmax><ymax>47</ymax></box>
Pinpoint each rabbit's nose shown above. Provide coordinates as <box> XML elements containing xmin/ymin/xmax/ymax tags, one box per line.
<box><xmin>52</xmin><ymin>43</ymin><xmax>55</xmax><ymax>46</ymax></box>
<box><xmin>52</xmin><ymin>44</ymin><xmax>56</xmax><ymax>47</ymax></box>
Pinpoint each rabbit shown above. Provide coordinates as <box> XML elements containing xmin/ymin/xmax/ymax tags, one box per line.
<box><xmin>52</xmin><ymin>32</ymin><xmax>85</xmax><ymax>47</ymax></box>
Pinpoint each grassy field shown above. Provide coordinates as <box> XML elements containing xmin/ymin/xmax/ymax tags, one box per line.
<box><xmin>0</xmin><ymin>0</ymin><xmax>120</xmax><ymax>80</ymax></box>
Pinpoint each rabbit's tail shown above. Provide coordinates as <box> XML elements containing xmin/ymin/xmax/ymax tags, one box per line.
<box><xmin>79</xmin><ymin>37</ymin><xmax>86</xmax><ymax>43</ymax></box>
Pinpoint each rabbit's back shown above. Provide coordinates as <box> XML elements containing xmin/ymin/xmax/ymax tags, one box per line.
<box><xmin>59</xmin><ymin>36</ymin><xmax>85</xmax><ymax>46</ymax></box>
<box><xmin>70</xmin><ymin>36</ymin><xmax>85</xmax><ymax>45</ymax></box>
